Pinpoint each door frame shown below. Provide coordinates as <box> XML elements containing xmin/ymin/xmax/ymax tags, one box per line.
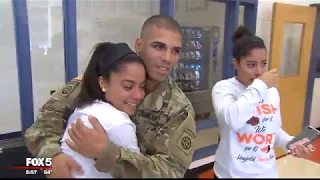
<box><xmin>303</xmin><ymin>3</ymin><xmax>320</xmax><ymax>128</ymax></box>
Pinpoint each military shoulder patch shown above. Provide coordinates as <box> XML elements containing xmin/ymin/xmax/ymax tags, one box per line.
<box><xmin>58</xmin><ymin>81</ymin><xmax>80</xmax><ymax>97</ymax></box>
<box><xmin>177</xmin><ymin>128</ymin><xmax>196</xmax><ymax>155</ymax></box>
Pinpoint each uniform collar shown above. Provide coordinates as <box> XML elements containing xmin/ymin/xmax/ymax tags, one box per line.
<box><xmin>138</xmin><ymin>76</ymin><xmax>172</xmax><ymax>112</ymax></box>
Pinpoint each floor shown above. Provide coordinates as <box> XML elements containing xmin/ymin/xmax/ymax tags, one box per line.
<box><xmin>199</xmin><ymin>136</ymin><xmax>320</xmax><ymax>178</ymax></box>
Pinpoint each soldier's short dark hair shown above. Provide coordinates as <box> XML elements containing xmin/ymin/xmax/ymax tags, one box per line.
<box><xmin>75</xmin><ymin>42</ymin><xmax>145</xmax><ymax>108</ymax></box>
<box><xmin>140</xmin><ymin>15</ymin><xmax>182</xmax><ymax>39</ymax></box>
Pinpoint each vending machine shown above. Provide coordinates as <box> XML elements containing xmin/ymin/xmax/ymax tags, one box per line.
<box><xmin>173</xmin><ymin>26</ymin><xmax>220</xmax><ymax>119</ymax></box>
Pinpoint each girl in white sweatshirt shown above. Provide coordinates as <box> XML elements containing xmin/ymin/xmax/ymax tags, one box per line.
<box><xmin>211</xmin><ymin>26</ymin><xmax>313</xmax><ymax>178</ymax></box>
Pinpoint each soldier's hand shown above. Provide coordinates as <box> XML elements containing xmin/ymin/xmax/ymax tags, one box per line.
<box><xmin>258</xmin><ymin>69</ymin><xmax>279</xmax><ymax>88</ymax></box>
<box><xmin>66</xmin><ymin>115</ymin><xmax>108</xmax><ymax>159</ymax></box>
<box><xmin>47</xmin><ymin>153</ymin><xmax>83</xmax><ymax>178</ymax></box>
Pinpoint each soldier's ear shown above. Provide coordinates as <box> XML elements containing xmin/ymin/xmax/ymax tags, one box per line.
<box><xmin>135</xmin><ymin>38</ymin><xmax>143</xmax><ymax>55</ymax></box>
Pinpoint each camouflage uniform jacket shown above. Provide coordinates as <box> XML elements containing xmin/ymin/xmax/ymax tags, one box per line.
<box><xmin>24</xmin><ymin>76</ymin><xmax>197</xmax><ymax>178</ymax></box>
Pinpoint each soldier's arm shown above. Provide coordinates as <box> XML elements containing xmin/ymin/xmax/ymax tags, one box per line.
<box><xmin>24</xmin><ymin>79</ymin><xmax>82</xmax><ymax>158</ymax></box>
<box><xmin>94</xmin><ymin>105</ymin><xmax>196</xmax><ymax>178</ymax></box>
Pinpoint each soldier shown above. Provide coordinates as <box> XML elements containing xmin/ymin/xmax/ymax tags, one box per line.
<box><xmin>24</xmin><ymin>14</ymin><xmax>197</xmax><ymax>178</ymax></box>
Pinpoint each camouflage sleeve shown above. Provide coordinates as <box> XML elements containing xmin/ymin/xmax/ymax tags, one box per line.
<box><xmin>94</xmin><ymin>105</ymin><xmax>197</xmax><ymax>178</ymax></box>
<box><xmin>24</xmin><ymin>78</ymin><xmax>82</xmax><ymax>158</ymax></box>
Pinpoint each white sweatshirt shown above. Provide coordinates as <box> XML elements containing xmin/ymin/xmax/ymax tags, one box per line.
<box><xmin>60</xmin><ymin>100</ymin><xmax>140</xmax><ymax>178</ymax></box>
<box><xmin>212</xmin><ymin>77</ymin><xmax>293</xmax><ymax>178</ymax></box>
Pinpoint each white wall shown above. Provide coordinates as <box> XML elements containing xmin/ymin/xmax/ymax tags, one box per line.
<box><xmin>311</xmin><ymin>79</ymin><xmax>320</xmax><ymax>127</ymax></box>
<box><xmin>76</xmin><ymin>0</ymin><xmax>160</xmax><ymax>74</ymax></box>
<box><xmin>256</xmin><ymin>0</ymin><xmax>320</xmax><ymax>128</ymax></box>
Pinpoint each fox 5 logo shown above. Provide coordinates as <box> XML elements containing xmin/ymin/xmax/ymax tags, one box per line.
<box><xmin>26</xmin><ymin>158</ymin><xmax>52</xmax><ymax>167</ymax></box>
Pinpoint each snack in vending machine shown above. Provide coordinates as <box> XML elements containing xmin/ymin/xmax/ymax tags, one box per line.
<box><xmin>191</xmin><ymin>41</ymin><xmax>197</xmax><ymax>48</ymax></box>
<box><xmin>180</xmin><ymin>52</ymin><xmax>185</xmax><ymax>58</ymax></box>
<box><xmin>179</xmin><ymin>73</ymin><xmax>185</xmax><ymax>80</ymax></box>
<box><xmin>195</xmin><ymin>41</ymin><xmax>202</xmax><ymax>49</ymax></box>
<box><xmin>185</xmin><ymin>52</ymin><xmax>191</xmax><ymax>58</ymax></box>
<box><xmin>196</xmin><ymin>30</ymin><xmax>202</xmax><ymax>38</ymax></box>
<box><xmin>190</xmin><ymin>51</ymin><xmax>196</xmax><ymax>58</ymax></box>
<box><xmin>195</xmin><ymin>80</ymin><xmax>200</xmax><ymax>88</ymax></box>
<box><xmin>179</xmin><ymin>62</ymin><xmax>184</xmax><ymax>68</ymax></box>
<box><xmin>184</xmin><ymin>73</ymin><xmax>190</xmax><ymax>80</ymax></box>
<box><xmin>195</xmin><ymin>51</ymin><xmax>201</xmax><ymax>59</ymax></box>
<box><xmin>191</xmin><ymin>30</ymin><xmax>197</xmax><ymax>38</ymax></box>
<box><xmin>186</xmin><ymin>41</ymin><xmax>192</xmax><ymax>48</ymax></box>
<box><xmin>190</xmin><ymin>73</ymin><xmax>196</xmax><ymax>80</ymax></box>
<box><xmin>190</xmin><ymin>82</ymin><xmax>195</xmax><ymax>89</ymax></box>
<box><xmin>195</xmin><ymin>70</ymin><xmax>200</xmax><ymax>79</ymax></box>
